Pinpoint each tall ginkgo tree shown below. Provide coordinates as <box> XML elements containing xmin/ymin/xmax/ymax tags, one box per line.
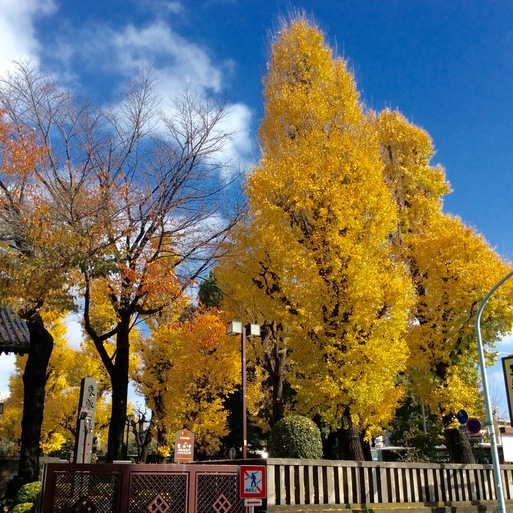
<box><xmin>376</xmin><ymin>110</ymin><xmax>513</xmax><ymax>462</ymax></box>
<box><xmin>218</xmin><ymin>16</ymin><xmax>513</xmax><ymax>463</ymax></box>
<box><xmin>218</xmin><ymin>17</ymin><xmax>414</xmax><ymax>460</ymax></box>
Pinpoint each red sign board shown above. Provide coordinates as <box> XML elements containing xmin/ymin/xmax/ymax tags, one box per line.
<box><xmin>239</xmin><ymin>465</ymin><xmax>266</xmax><ymax>499</ymax></box>
<box><xmin>174</xmin><ymin>429</ymin><xmax>194</xmax><ymax>463</ymax></box>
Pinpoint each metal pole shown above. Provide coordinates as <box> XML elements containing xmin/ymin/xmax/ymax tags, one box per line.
<box><xmin>421</xmin><ymin>402</ymin><xmax>427</xmax><ymax>434</ymax></box>
<box><xmin>242</xmin><ymin>328</ymin><xmax>247</xmax><ymax>459</ymax></box>
<box><xmin>475</xmin><ymin>269</ymin><xmax>513</xmax><ymax>513</ymax></box>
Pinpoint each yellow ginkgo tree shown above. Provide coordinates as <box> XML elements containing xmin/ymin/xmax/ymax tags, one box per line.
<box><xmin>134</xmin><ymin>307</ymin><xmax>241</xmax><ymax>459</ymax></box>
<box><xmin>217</xmin><ymin>16</ymin><xmax>513</xmax><ymax>463</ymax></box>
<box><xmin>218</xmin><ymin>17</ymin><xmax>414</xmax><ymax>460</ymax></box>
<box><xmin>0</xmin><ymin>313</ymin><xmax>111</xmax><ymax>458</ymax></box>
<box><xmin>376</xmin><ymin>109</ymin><xmax>513</xmax><ymax>462</ymax></box>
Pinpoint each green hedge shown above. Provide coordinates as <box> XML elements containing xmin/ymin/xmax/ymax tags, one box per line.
<box><xmin>268</xmin><ymin>415</ymin><xmax>323</xmax><ymax>459</ymax></box>
<box><xmin>12</xmin><ymin>503</ymin><xmax>34</xmax><ymax>513</ymax></box>
<box><xmin>14</xmin><ymin>482</ymin><xmax>40</xmax><ymax>505</ymax></box>
<box><xmin>2</xmin><ymin>482</ymin><xmax>42</xmax><ymax>513</ymax></box>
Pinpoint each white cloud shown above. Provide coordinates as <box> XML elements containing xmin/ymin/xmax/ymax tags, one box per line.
<box><xmin>0</xmin><ymin>1</ymin><xmax>254</xmax><ymax>171</ymax></box>
<box><xmin>59</xmin><ymin>19</ymin><xmax>226</xmax><ymax>96</ymax></box>
<box><xmin>497</xmin><ymin>333</ymin><xmax>513</xmax><ymax>355</ymax></box>
<box><xmin>88</xmin><ymin>20</ymin><xmax>255</xmax><ymax>174</ymax></box>
<box><xmin>0</xmin><ymin>0</ymin><xmax>56</xmax><ymax>74</ymax></box>
<box><xmin>217</xmin><ymin>102</ymin><xmax>255</xmax><ymax>176</ymax></box>
<box><xmin>64</xmin><ymin>312</ymin><xmax>84</xmax><ymax>350</ymax></box>
<box><xmin>112</xmin><ymin>22</ymin><xmax>205</xmax><ymax>77</ymax></box>
<box><xmin>135</xmin><ymin>0</ymin><xmax>184</xmax><ymax>16</ymax></box>
<box><xmin>164</xmin><ymin>1</ymin><xmax>183</xmax><ymax>14</ymax></box>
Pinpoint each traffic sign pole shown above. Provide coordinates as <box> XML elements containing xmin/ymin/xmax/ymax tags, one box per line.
<box><xmin>475</xmin><ymin>270</ymin><xmax>513</xmax><ymax>513</ymax></box>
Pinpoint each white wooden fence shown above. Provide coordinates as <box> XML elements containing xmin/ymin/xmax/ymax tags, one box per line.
<box><xmin>265</xmin><ymin>458</ymin><xmax>513</xmax><ymax>508</ymax></box>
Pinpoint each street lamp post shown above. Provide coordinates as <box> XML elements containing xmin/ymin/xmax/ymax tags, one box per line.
<box><xmin>227</xmin><ymin>321</ymin><xmax>261</xmax><ymax>458</ymax></box>
<box><xmin>475</xmin><ymin>270</ymin><xmax>513</xmax><ymax>513</ymax></box>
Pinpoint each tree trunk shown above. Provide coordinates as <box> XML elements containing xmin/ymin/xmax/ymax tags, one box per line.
<box><xmin>19</xmin><ymin>312</ymin><xmax>54</xmax><ymax>484</ymax></box>
<box><xmin>322</xmin><ymin>429</ymin><xmax>338</xmax><ymax>459</ymax></box>
<box><xmin>156</xmin><ymin>425</ymin><xmax>169</xmax><ymax>463</ymax></box>
<box><xmin>106</xmin><ymin>321</ymin><xmax>130</xmax><ymax>462</ymax></box>
<box><xmin>153</xmin><ymin>392</ymin><xmax>169</xmax><ymax>463</ymax></box>
<box><xmin>133</xmin><ymin>415</ymin><xmax>152</xmax><ymax>463</ymax></box>
<box><xmin>360</xmin><ymin>432</ymin><xmax>372</xmax><ymax>461</ymax></box>
<box><xmin>262</xmin><ymin>321</ymin><xmax>288</xmax><ymax>428</ymax></box>
<box><xmin>443</xmin><ymin>413</ymin><xmax>475</xmax><ymax>463</ymax></box>
<box><xmin>337</xmin><ymin>408</ymin><xmax>365</xmax><ymax>461</ymax></box>
<box><xmin>268</xmin><ymin>348</ymin><xmax>287</xmax><ymax>427</ymax></box>
<box><xmin>138</xmin><ymin>427</ymin><xmax>152</xmax><ymax>463</ymax></box>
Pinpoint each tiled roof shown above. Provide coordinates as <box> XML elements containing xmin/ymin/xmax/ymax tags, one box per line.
<box><xmin>0</xmin><ymin>306</ymin><xmax>30</xmax><ymax>355</ymax></box>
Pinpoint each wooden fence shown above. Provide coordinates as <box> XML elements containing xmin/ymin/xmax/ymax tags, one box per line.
<box><xmin>38</xmin><ymin>463</ymin><xmax>246</xmax><ymax>513</ymax></box>
<box><xmin>36</xmin><ymin>459</ymin><xmax>513</xmax><ymax>512</ymax></box>
<box><xmin>265</xmin><ymin>458</ymin><xmax>513</xmax><ymax>510</ymax></box>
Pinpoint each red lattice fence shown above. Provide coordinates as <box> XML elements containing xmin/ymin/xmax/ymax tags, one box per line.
<box><xmin>39</xmin><ymin>463</ymin><xmax>247</xmax><ymax>513</ymax></box>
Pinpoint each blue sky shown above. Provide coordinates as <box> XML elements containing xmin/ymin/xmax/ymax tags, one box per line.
<box><xmin>1</xmin><ymin>0</ymin><xmax>513</xmax><ymax>420</ymax></box>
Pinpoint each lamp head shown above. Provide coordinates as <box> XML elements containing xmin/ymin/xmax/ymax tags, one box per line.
<box><xmin>245</xmin><ymin>323</ymin><xmax>261</xmax><ymax>338</ymax></box>
<box><xmin>226</xmin><ymin>321</ymin><xmax>243</xmax><ymax>335</ymax></box>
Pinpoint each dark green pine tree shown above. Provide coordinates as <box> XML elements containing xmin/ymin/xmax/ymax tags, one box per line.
<box><xmin>198</xmin><ymin>271</ymin><xmax>222</xmax><ymax>308</ymax></box>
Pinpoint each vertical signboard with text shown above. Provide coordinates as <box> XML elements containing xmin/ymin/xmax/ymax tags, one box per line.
<box><xmin>174</xmin><ymin>428</ymin><xmax>194</xmax><ymax>463</ymax></box>
<box><xmin>73</xmin><ymin>377</ymin><xmax>98</xmax><ymax>463</ymax></box>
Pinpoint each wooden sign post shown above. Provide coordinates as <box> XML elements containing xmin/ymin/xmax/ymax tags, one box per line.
<box><xmin>73</xmin><ymin>377</ymin><xmax>98</xmax><ymax>463</ymax></box>
<box><xmin>174</xmin><ymin>428</ymin><xmax>194</xmax><ymax>463</ymax></box>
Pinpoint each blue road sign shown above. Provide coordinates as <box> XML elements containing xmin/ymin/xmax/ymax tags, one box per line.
<box><xmin>456</xmin><ymin>409</ymin><xmax>469</xmax><ymax>424</ymax></box>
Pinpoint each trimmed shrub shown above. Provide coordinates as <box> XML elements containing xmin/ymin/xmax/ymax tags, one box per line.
<box><xmin>14</xmin><ymin>482</ymin><xmax>41</xmax><ymax>506</ymax></box>
<box><xmin>12</xmin><ymin>503</ymin><xmax>34</xmax><ymax>513</ymax></box>
<box><xmin>268</xmin><ymin>415</ymin><xmax>323</xmax><ymax>459</ymax></box>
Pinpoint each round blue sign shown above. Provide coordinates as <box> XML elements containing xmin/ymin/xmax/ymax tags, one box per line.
<box><xmin>456</xmin><ymin>409</ymin><xmax>469</xmax><ymax>424</ymax></box>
